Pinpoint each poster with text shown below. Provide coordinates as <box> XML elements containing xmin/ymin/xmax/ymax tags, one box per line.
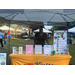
<box><xmin>44</xmin><ymin>45</ymin><xmax>51</xmax><ymax>55</ymax></box>
<box><xmin>26</xmin><ymin>45</ymin><xmax>33</xmax><ymax>54</ymax></box>
<box><xmin>35</xmin><ymin>45</ymin><xmax>42</xmax><ymax>54</ymax></box>
<box><xmin>54</xmin><ymin>30</ymin><xmax>67</xmax><ymax>53</ymax></box>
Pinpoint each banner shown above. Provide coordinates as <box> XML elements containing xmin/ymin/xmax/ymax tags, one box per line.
<box><xmin>9</xmin><ymin>53</ymin><xmax>72</xmax><ymax>65</ymax></box>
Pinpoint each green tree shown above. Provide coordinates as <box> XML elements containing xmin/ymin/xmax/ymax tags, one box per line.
<box><xmin>49</xmin><ymin>26</ymin><xmax>66</xmax><ymax>36</ymax></box>
<box><xmin>49</xmin><ymin>26</ymin><xmax>66</xmax><ymax>31</ymax></box>
<box><xmin>0</xmin><ymin>21</ymin><xmax>5</xmax><ymax>27</ymax></box>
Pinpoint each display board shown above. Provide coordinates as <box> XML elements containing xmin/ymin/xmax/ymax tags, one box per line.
<box><xmin>54</xmin><ymin>30</ymin><xmax>68</xmax><ymax>53</ymax></box>
<box><xmin>0</xmin><ymin>53</ymin><xmax>7</xmax><ymax>65</ymax></box>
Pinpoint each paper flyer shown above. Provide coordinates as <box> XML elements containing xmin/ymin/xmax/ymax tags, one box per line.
<box><xmin>35</xmin><ymin>45</ymin><xmax>42</xmax><ymax>54</ymax></box>
<box><xmin>19</xmin><ymin>47</ymin><xmax>23</xmax><ymax>54</ymax></box>
<box><xmin>12</xmin><ymin>47</ymin><xmax>17</xmax><ymax>54</ymax></box>
<box><xmin>44</xmin><ymin>45</ymin><xmax>51</xmax><ymax>55</ymax></box>
<box><xmin>26</xmin><ymin>45</ymin><xmax>33</xmax><ymax>54</ymax></box>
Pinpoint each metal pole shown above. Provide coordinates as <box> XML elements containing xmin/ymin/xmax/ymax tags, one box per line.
<box><xmin>49</xmin><ymin>13</ymin><xmax>56</xmax><ymax>22</ymax></box>
<box><xmin>67</xmin><ymin>22</ymin><xmax>69</xmax><ymax>44</ymax></box>
<box><xmin>7</xmin><ymin>20</ymin><xmax>10</xmax><ymax>65</ymax></box>
<box><xmin>9</xmin><ymin>20</ymin><xmax>10</xmax><ymax>54</ymax></box>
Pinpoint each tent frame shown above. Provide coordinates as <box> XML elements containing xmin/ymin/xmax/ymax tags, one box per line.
<box><xmin>0</xmin><ymin>10</ymin><xmax>74</xmax><ymax>65</ymax></box>
<box><xmin>5</xmin><ymin>16</ymin><xmax>69</xmax><ymax>65</ymax></box>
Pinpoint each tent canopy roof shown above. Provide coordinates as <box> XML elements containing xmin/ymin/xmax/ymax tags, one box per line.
<box><xmin>0</xmin><ymin>9</ymin><xmax>75</xmax><ymax>28</ymax></box>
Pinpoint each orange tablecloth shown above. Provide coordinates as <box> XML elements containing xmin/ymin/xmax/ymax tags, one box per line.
<box><xmin>9</xmin><ymin>51</ymin><xmax>72</xmax><ymax>65</ymax></box>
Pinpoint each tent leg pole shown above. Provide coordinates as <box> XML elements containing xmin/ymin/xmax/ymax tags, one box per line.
<box><xmin>7</xmin><ymin>20</ymin><xmax>10</xmax><ymax>65</ymax></box>
<box><xmin>67</xmin><ymin>22</ymin><xmax>69</xmax><ymax>44</ymax></box>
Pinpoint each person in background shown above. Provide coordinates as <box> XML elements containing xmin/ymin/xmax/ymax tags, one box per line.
<box><xmin>0</xmin><ymin>30</ymin><xmax>4</xmax><ymax>48</ymax></box>
<box><xmin>7</xmin><ymin>30</ymin><xmax>9</xmax><ymax>35</ymax></box>
<box><xmin>34</xmin><ymin>26</ymin><xmax>50</xmax><ymax>47</ymax></box>
<box><xmin>32</xmin><ymin>33</ymin><xmax>34</xmax><ymax>39</ymax></box>
<box><xmin>49</xmin><ymin>34</ymin><xmax>50</xmax><ymax>38</ymax></box>
<box><xmin>3</xmin><ymin>33</ymin><xmax>7</xmax><ymax>48</ymax></box>
<box><xmin>5</xmin><ymin>30</ymin><xmax>7</xmax><ymax>33</ymax></box>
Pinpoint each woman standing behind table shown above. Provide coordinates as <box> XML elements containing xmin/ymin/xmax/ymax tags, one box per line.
<box><xmin>34</xmin><ymin>26</ymin><xmax>50</xmax><ymax>50</ymax></box>
<box><xmin>3</xmin><ymin>33</ymin><xmax>7</xmax><ymax>49</ymax></box>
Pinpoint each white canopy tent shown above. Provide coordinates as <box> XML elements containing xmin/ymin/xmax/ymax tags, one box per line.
<box><xmin>34</xmin><ymin>28</ymin><xmax>52</xmax><ymax>33</ymax></box>
<box><xmin>68</xmin><ymin>27</ymin><xmax>75</xmax><ymax>33</ymax></box>
<box><xmin>0</xmin><ymin>26</ymin><xmax>22</xmax><ymax>36</ymax></box>
<box><xmin>0</xmin><ymin>26</ymin><xmax>14</xmax><ymax>30</ymax></box>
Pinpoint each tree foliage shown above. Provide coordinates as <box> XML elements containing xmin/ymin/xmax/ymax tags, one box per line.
<box><xmin>0</xmin><ymin>21</ymin><xmax>5</xmax><ymax>27</ymax></box>
<box><xmin>49</xmin><ymin>26</ymin><xmax>66</xmax><ymax>31</ymax></box>
<box><xmin>49</xmin><ymin>26</ymin><xmax>66</xmax><ymax>36</ymax></box>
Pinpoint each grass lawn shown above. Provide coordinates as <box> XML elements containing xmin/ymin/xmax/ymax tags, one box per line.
<box><xmin>0</xmin><ymin>38</ymin><xmax>75</xmax><ymax>65</ymax></box>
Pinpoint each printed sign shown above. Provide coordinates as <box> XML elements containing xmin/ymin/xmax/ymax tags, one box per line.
<box><xmin>0</xmin><ymin>53</ymin><xmax>7</xmax><ymax>65</ymax></box>
<box><xmin>44</xmin><ymin>45</ymin><xmax>51</xmax><ymax>55</ymax></box>
<box><xmin>12</xmin><ymin>47</ymin><xmax>17</xmax><ymax>54</ymax></box>
<box><xmin>19</xmin><ymin>47</ymin><xmax>23</xmax><ymax>54</ymax></box>
<box><xmin>35</xmin><ymin>45</ymin><xmax>42</xmax><ymax>54</ymax></box>
<box><xmin>26</xmin><ymin>45</ymin><xmax>33</xmax><ymax>54</ymax></box>
<box><xmin>54</xmin><ymin>30</ymin><xmax>67</xmax><ymax>53</ymax></box>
